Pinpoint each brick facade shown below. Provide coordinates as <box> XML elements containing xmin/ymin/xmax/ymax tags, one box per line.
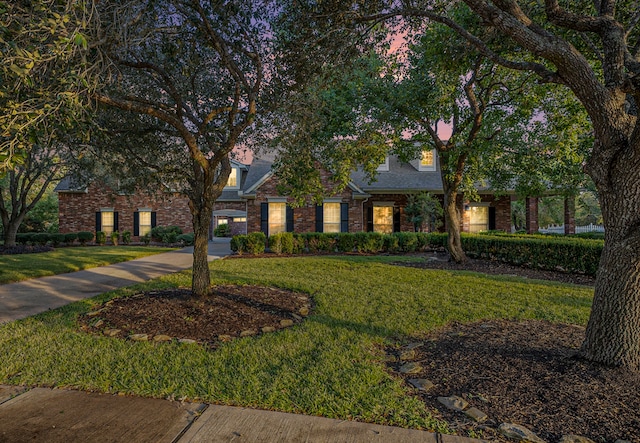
<box><xmin>58</xmin><ymin>183</ymin><xmax>193</xmax><ymax>240</ymax></box>
<box><xmin>461</xmin><ymin>195</ymin><xmax>512</xmax><ymax>233</ymax></box>
<box><xmin>564</xmin><ymin>196</ymin><xmax>576</xmax><ymax>235</ymax></box>
<box><xmin>525</xmin><ymin>197</ymin><xmax>539</xmax><ymax>234</ymax></box>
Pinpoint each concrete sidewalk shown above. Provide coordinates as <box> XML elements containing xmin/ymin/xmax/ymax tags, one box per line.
<box><xmin>0</xmin><ymin>239</ymin><xmax>232</xmax><ymax>324</ymax></box>
<box><xmin>0</xmin><ymin>239</ymin><xmax>484</xmax><ymax>443</ymax></box>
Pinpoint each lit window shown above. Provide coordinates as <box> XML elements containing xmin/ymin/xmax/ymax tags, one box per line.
<box><xmin>226</xmin><ymin>168</ymin><xmax>238</xmax><ymax>188</ymax></box>
<box><xmin>419</xmin><ymin>149</ymin><xmax>436</xmax><ymax>171</ymax></box>
<box><xmin>468</xmin><ymin>206</ymin><xmax>489</xmax><ymax>233</ymax></box>
<box><xmin>233</xmin><ymin>217</ymin><xmax>247</xmax><ymax>222</ymax></box>
<box><xmin>269</xmin><ymin>202</ymin><xmax>286</xmax><ymax>235</ymax></box>
<box><xmin>101</xmin><ymin>211</ymin><xmax>114</xmax><ymax>235</ymax></box>
<box><xmin>218</xmin><ymin>219</ymin><xmax>228</xmax><ymax>225</ymax></box>
<box><xmin>139</xmin><ymin>211</ymin><xmax>152</xmax><ymax>236</ymax></box>
<box><xmin>323</xmin><ymin>202</ymin><xmax>341</xmax><ymax>233</ymax></box>
<box><xmin>373</xmin><ymin>206</ymin><xmax>393</xmax><ymax>233</ymax></box>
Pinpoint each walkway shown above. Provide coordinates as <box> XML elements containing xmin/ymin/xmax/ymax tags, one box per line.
<box><xmin>0</xmin><ymin>239</ymin><xmax>483</xmax><ymax>443</ymax></box>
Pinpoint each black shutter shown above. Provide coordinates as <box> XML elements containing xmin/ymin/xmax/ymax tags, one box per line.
<box><xmin>366</xmin><ymin>206</ymin><xmax>373</xmax><ymax>232</ymax></box>
<box><xmin>489</xmin><ymin>206</ymin><xmax>496</xmax><ymax>231</ymax></box>
<box><xmin>340</xmin><ymin>203</ymin><xmax>349</xmax><ymax>233</ymax></box>
<box><xmin>151</xmin><ymin>212</ymin><xmax>157</xmax><ymax>228</ymax></box>
<box><xmin>315</xmin><ymin>205</ymin><xmax>323</xmax><ymax>233</ymax></box>
<box><xmin>95</xmin><ymin>212</ymin><xmax>101</xmax><ymax>232</ymax></box>
<box><xmin>260</xmin><ymin>203</ymin><xmax>268</xmax><ymax>234</ymax></box>
<box><xmin>286</xmin><ymin>205</ymin><xmax>294</xmax><ymax>232</ymax></box>
<box><xmin>133</xmin><ymin>212</ymin><xmax>140</xmax><ymax>236</ymax></box>
<box><xmin>393</xmin><ymin>207</ymin><xmax>401</xmax><ymax>233</ymax></box>
<box><xmin>114</xmin><ymin>212</ymin><xmax>119</xmax><ymax>232</ymax></box>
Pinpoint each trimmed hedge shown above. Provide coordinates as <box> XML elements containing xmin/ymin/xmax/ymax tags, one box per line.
<box><xmin>231</xmin><ymin>231</ymin><xmax>602</xmax><ymax>276</ymax></box>
<box><xmin>150</xmin><ymin>225</ymin><xmax>182</xmax><ymax>244</ymax></box>
<box><xmin>177</xmin><ymin>233</ymin><xmax>194</xmax><ymax>246</ymax></box>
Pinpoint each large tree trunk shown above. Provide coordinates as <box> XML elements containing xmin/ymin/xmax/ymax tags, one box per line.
<box><xmin>442</xmin><ymin>182</ymin><xmax>466</xmax><ymax>263</ymax></box>
<box><xmin>581</xmin><ymin>141</ymin><xmax>640</xmax><ymax>368</ymax></box>
<box><xmin>191</xmin><ymin>203</ymin><xmax>212</xmax><ymax>297</ymax></box>
<box><xmin>1</xmin><ymin>216</ymin><xmax>24</xmax><ymax>247</ymax></box>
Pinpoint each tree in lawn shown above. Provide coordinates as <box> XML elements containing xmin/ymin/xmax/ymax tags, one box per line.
<box><xmin>0</xmin><ymin>142</ymin><xmax>70</xmax><ymax>246</ymax></box>
<box><xmin>376</xmin><ymin>1</ymin><xmax>640</xmax><ymax>368</ymax></box>
<box><xmin>90</xmin><ymin>0</ymin><xmax>269</xmax><ymax>296</ymax></box>
<box><xmin>0</xmin><ymin>0</ymin><xmax>94</xmax><ymax>173</ymax></box>
<box><xmin>404</xmin><ymin>192</ymin><xmax>443</xmax><ymax>232</ymax></box>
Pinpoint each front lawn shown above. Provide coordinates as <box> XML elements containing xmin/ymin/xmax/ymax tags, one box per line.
<box><xmin>0</xmin><ymin>246</ymin><xmax>175</xmax><ymax>284</ymax></box>
<box><xmin>0</xmin><ymin>256</ymin><xmax>593</xmax><ymax>433</ymax></box>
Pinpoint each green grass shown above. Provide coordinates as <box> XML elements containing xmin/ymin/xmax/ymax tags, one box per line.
<box><xmin>0</xmin><ymin>246</ymin><xmax>175</xmax><ymax>284</ymax></box>
<box><xmin>0</xmin><ymin>256</ymin><xmax>594</xmax><ymax>433</ymax></box>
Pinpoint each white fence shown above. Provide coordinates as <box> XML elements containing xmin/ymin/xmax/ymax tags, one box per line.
<box><xmin>538</xmin><ymin>223</ymin><xmax>604</xmax><ymax>234</ymax></box>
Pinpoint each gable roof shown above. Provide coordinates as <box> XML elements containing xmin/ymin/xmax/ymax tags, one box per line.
<box><xmin>350</xmin><ymin>155</ymin><xmax>443</xmax><ymax>193</ymax></box>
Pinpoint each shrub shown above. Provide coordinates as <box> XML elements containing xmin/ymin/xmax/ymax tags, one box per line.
<box><xmin>305</xmin><ymin>233</ymin><xmax>336</xmax><ymax>253</ymax></box>
<box><xmin>354</xmin><ymin>231</ymin><xmax>384</xmax><ymax>253</ymax></box>
<box><xmin>16</xmin><ymin>233</ymin><xmax>33</xmax><ymax>245</ymax></box>
<box><xmin>214</xmin><ymin>223</ymin><xmax>231</xmax><ymax>237</ymax></box>
<box><xmin>110</xmin><ymin>231</ymin><xmax>119</xmax><ymax>246</ymax></box>
<box><xmin>292</xmin><ymin>234</ymin><xmax>306</xmax><ymax>254</ymax></box>
<box><xmin>177</xmin><ymin>233</ymin><xmax>194</xmax><ymax>246</ymax></box>
<box><xmin>95</xmin><ymin>231</ymin><xmax>107</xmax><ymax>245</ymax></box>
<box><xmin>141</xmin><ymin>233</ymin><xmax>151</xmax><ymax>245</ymax></box>
<box><xmin>230</xmin><ymin>235</ymin><xmax>246</xmax><ymax>254</ymax></box>
<box><xmin>395</xmin><ymin>232</ymin><xmax>418</xmax><ymax>253</ymax></box>
<box><xmin>269</xmin><ymin>232</ymin><xmax>294</xmax><ymax>254</ymax></box>
<box><xmin>49</xmin><ymin>233</ymin><xmax>66</xmax><ymax>247</ymax></box>
<box><xmin>31</xmin><ymin>233</ymin><xmax>50</xmax><ymax>245</ymax></box>
<box><xmin>382</xmin><ymin>234</ymin><xmax>400</xmax><ymax>253</ymax></box>
<box><xmin>121</xmin><ymin>231</ymin><xmax>131</xmax><ymax>245</ymax></box>
<box><xmin>150</xmin><ymin>225</ymin><xmax>183</xmax><ymax>244</ymax></box>
<box><xmin>335</xmin><ymin>233</ymin><xmax>355</xmax><ymax>253</ymax></box>
<box><xmin>77</xmin><ymin>231</ymin><xmax>93</xmax><ymax>245</ymax></box>
<box><xmin>245</xmin><ymin>232</ymin><xmax>266</xmax><ymax>254</ymax></box>
<box><xmin>64</xmin><ymin>233</ymin><xmax>78</xmax><ymax>244</ymax></box>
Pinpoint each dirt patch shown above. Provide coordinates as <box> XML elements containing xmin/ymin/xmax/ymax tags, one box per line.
<box><xmin>387</xmin><ymin>319</ymin><xmax>640</xmax><ymax>442</ymax></box>
<box><xmin>79</xmin><ymin>285</ymin><xmax>312</xmax><ymax>347</ymax></box>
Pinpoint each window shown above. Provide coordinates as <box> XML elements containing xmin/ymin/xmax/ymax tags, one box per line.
<box><xmin>468</xmin><ymin>205</ymin><xmax>489</xmax><ymax>233</ymax></box>
<box><xmin>233</xmin><ymin>217</ymin><xmax>247</xmax><ymax>223</ymax></box>
<box><xmin>101</xmin><ymin>211</ymin><xmax>114</xmax><ymax>235</ymax></box>
<box><xmin>138</xmin><ymin>211</ymin><xmax>152</xmax><ymax>236</ymax></box>
<box><xmin>226</xmin><ymin>168</ymin><xmax>238</xmax><ymax>188</ymax></box>
<box><xmin>419</xmin><ymin>149</ymin><xmax>436</xmax><ymax>171</ymax></box>
<box><xmin>323</xmin><ymin>202</ymin><xmax>341</xmax><ymax>233</ymax></box>
<box><xmin>373</xmin><ymin>206</ymin><xmax>394</xmax><ymax>233</ymax></box>
<box><xmin>376</xmin><ymin>157</ymin><xmax>390</xmax><ymax>172</ymax></box>
<box><xmin>268</xmin><ymin>202</ymin><xmax>286</xmax><ymax>235</ymax></box>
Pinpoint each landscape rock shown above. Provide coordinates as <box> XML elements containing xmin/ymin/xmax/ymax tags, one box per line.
<box><xmin>280</xmin><ymin>319</ymin><xmax>294</xmax><ymax>327</ymax></box>
<box><xmin>129</xmin><ymin>334</ymin><xmax>149</xmax><ymax>341</ymax></box>
<box><xmin>179</xmin><ymin>338</ymin><xmax>197</xmax><ymax>344</ymax></box>
<box><xmin>464</xmin><ymin>407</ymin><xmax>488</xmax><ymax>422</ymax></box>
<box><xmin>103</xmin><ymin>328</ymin><xmax>121</xmax><ymax>337</ymax></box>
<box><xmin>399</xmin><ymin>362</ymin><xmax>423</xmax><ymax>374</ymax></box>
<box><xmin>498</xmin><ymin>423</ymin><xmax>546</xmax><ymax>443</ymax></box>
<box><xmin>437</xmin><ymin>395</ymin><xmax>469</xmax><ymax>412</ymax></box>
<box><xmin>152</xmin><ymin>334</ymin><xmax>172</xmax><ymax>342</ymax></box>
<box><xmin>559</xmin><ymin>436</ymin><xmax>595</xmax><ymax>443</ymax></box>
<box><xmin>87</xmin><ymin>309</ymin><xmax>106</xmax><ymax>317</ymax></box>
<box><xmin>399</xmin><ymin>349</ymin><xmax>417</xmax><ymax>361</ymax></box>
<box><xmin>92</xmin><ymin>319</ymin><xmax>104</xmax><ymax>328</ymax></box>
<box><xmin>407</xmin><ymin>379</ymin><xmax>435</xmax><ymax>392</ymax></box>
<box><xmin>261</xmin><ymin>326</ymin><xmax>276</xmax><ymax>333</ymax></box>
<box><xmin>240</xmin><ymin>329</ymin><xmax>257</xmax><ymax>337</ymax></box>
<box><xmin>404</xmin><ymin>342</ymin><xmax>424</xmax><ymax>350</ymax></box>
<box><xmin>217</xmin><ymin>335</ymin><xmax>233</xmax><ymax>342</ymax></box>
<box><xmin>299</xmin><ymin>306</ymin><xmax>310</xmax><ymax>316</ymax></box>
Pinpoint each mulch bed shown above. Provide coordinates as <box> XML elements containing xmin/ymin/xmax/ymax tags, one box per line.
<box><xmin>79</xmin><ymin>285</ymin><xmax>312</xmax><ymax>347</ymax></box>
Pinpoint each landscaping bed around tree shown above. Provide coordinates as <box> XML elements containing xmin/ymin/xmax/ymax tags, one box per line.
<box><xmin>3</xmin><ymin>256</ymin><xmax>636</xmax><ymax>441</ymax></box>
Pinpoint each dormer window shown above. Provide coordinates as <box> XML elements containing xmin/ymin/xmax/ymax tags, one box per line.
<box><xmin>225</xmin><ymin>167</ymin><xmax>238</xmax><ymax>188</ymax></box>
<box><xmin>377</xmin><ymin>157</ymin><xmax>390</xmax><ymax>172</ymax></box>
<box><xmin>419</xmin><ymin>149</ymin><xmax>436</xmax><ymax>171</ymax></box>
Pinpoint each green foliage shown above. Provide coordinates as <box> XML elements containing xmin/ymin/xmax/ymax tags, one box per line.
<box><xmin>64</xmin><ymin>233</ymin><xmax>78</xmax><ymax>244</ymax></box>
<box><xmin>395</xmin><ymin>232</ymin><xmax>418</xmax><ymax>253</ymax></box>
<box><xmin>461</xmin><ymin>234</ymin><xmax>602</xmax><ymax>276</ymax></box>
<box><xmin>18</xmin><ymin>187</ymin><xmax>59</xmax><ymax>233</ymax></box>
<box><xmin>229</xmin><ymin>235</ymin><xmax>245</xmax><ymax>254</ymax></box>
<box><xmin>120</xmin><ymin>231</ymin><xmax>131</xmax><ymax>245</ymax></box>
<box><xmin>110</xmin><ymin>231</ymin><xmax>119</xmax><ymax>246</ymax></box>
<box><xmin>304</xmin><ymin>232</ymin><xmax>337</xmax><ymax>253</ymax></box>
<box><xmin>150</xmin><ymin>226</ymin><xmax>183</xmax><ymax>244</ymax></box>
<box><xmin>404</xmin><ymin>192</ymin><xmax>443</xmax><ymax>232</ymax></box>
<box><xmin>214</xmin><ymin>224</ymin><xmax>231</xmax><ymax>237</ymax></box>
<box><xmin>335</xmin><ymin>232</ymin><xmax>355</xmax><ymax>252</ymax></box>
<box><xmin>76</xmin><ymin>231</ymin><xmax>93</xmax><ymax>245</ymax></box>
<box><xmin>232</xmin><ymin>233</ymin><xmax>267</xmax><ymax>255</ymax></box>
<box><xmin>176</xmin><ymin>233</ymin><xmax>194</xmax><ymax>246</ymax></box>
<box><xmin>16</xmin><ymin>233</ymin><xmax>33</xmax><ymax>245</ymax></box>
<box><xmin>31</xmin><ymin>232</ymin><xmax>50</xmax><ymax>245</ymax></box>
<box><xmin>354</xmin><ymin>232</ymin><xmax>385</xmax><ymax>253</ymax></box>
<box><xmin>49</xmin><ymin>233</ymin><xmax>65</xmax><ymax>247</ymax></box>
<box><xmin>95</xmin><ymin>231</ymin><xmax>106</xmax><ymax>245</ymax></box>
<box><xmin>141</xmin><ymin>234</ymin><xmax>151</xmax><ymax>246</ymax></box>
<box><xmin>269</xmin><ymin>232</ymin><xmax>294</xmax><ymax>255</ymax></box>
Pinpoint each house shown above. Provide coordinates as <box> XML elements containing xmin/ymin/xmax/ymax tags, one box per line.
<box><xmin>56</xmin><ymin>150</ymin><xmax>570</xmax><ymax>239</ymax></box>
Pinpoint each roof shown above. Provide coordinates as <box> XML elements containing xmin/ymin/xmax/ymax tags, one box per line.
<box><xmin>350</xmin><ymin>156</ymin><xmax>443</xmax><ymax>193</ymax></box>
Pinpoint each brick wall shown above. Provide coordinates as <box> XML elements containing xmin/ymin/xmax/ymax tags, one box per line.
<box><xmin>461</xmin><ymin>195</ymin><xmax>512</xmax><ymax>233</ymax></box>
<box><xmin>57</xmin><ymin>182</ymin><xmax>192</xmax><ymax>239</ymax></box>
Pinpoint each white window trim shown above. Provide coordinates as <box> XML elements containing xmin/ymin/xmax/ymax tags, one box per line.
<box><xmin>224</xmin><ymin>167</ymin><xmax>240</xmax><ymax>189</ymax></box>
<box><xmin>376</xmin><ymin>157</ymin><xmax>390</xmax><ymax>172</ymax></box>
<box><xmin>418</xmin><ymin>149</ymin><xmax>437</xmax><ymax>171</ymax></box>
<box><xmin>323</xmin><ymin>202</ymin><xmax>341</xmax><ymax>233</ymax></box>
